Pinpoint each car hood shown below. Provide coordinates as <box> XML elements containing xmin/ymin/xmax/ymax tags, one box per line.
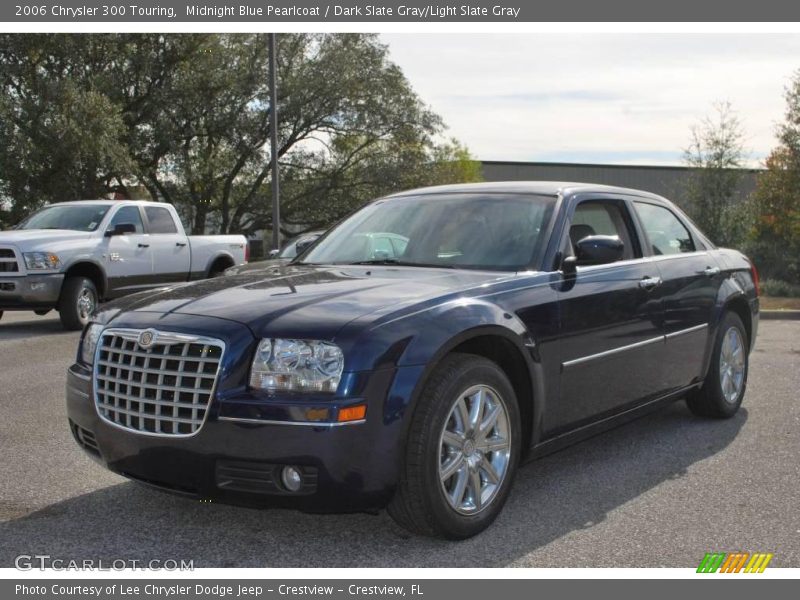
<box><xmin>0</xmin><ymin>229</ymin><xmax>94</xmax><ymax>248</ymax></box>
<box><xmin>103</xmin><ymin>264</ymin><xmax>512</xmax><ymax>339</ymax></box>
<box><xmin>224</xmin><ymin>257</ymin><xmax>290</xmax><ymax>275</ymax></box>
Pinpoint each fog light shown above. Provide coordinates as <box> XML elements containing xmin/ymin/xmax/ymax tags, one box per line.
<box><xmin>281</xmin><ymin>466</ymin><xmax>303</xmax><ymax>492</ymax></box>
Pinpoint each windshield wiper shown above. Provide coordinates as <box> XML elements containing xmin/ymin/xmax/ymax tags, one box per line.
<box><xmin>347</xmin><ymin>259</ymin><xmax>455</xmax><ymax>268</ymax></box>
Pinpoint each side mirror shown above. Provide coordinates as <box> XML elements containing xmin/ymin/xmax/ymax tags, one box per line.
<box><xmin>574</xmin><ymin>235</ymin><xmax>625</xmax><ymax>266</ymax></box>
<box><xmin>268</xmin><ymin>249</ymin><xmax>280</xmax><ymax>258</ymax></box>
<box><xmin>105</xmin><ymin>223</ymin><xmax>137</xmax><ymax>237</ymax></box>
<box><xmin>295</xmin><ymin>239</ymin><xmax>314</xmax><ymax>254</ymax></box>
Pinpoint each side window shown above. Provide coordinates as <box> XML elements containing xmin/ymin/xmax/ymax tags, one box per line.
<box><xmin>144</xmin><ymin>206</ymin><xmax>178</xmax><ymax>234</ymax></box>
<box><xmin>634</xmin><ymin>202</ymin><xmax>695</xmax><ymax>255</ymax></box>
<box><xmin>391</xmin><ymin>236</ymin><xmax>408</xmax><ymax>257</ymax></box>
<box><xmin>371</xmin><ymin>236</ymin><xmax>395</xmax><ymax>258</ymax></box>
<box><xmin>108</xmin><ymin>206</ymin><xmax>144</xmax><ymax>234</ymax></box>
<box><xmin>569</xmin><ymin>201</ymin><xmax>639</xmax><ymax>261</ymax></box>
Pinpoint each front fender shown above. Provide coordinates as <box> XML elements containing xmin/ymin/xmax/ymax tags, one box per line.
<box><xmin>337</xmin><ymin>298</ymin><xmax>542</xmax><ymax>453</ymax></box>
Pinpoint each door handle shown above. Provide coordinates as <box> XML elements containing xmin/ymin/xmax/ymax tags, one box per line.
<box><xmin>639</xmin><ymin>276</ymin><xmax>662</xmax><ymax>290</ymax></box>
<box><xmin>138</xmin><ymin>243</ymin><xmax>150</xmax><ymax>248</ymax></box>
<box><xmin>176</xmin><ymin>242</ymin><xmax>187</xmax><ymax>247</ymax></box>
<box><xmin>701</xmin><ymin>266</ymin><xmax>721</xmax><ymax>277</ymax></box>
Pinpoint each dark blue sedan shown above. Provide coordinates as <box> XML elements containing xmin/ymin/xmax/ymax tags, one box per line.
<box><xmin>66</xmin><ymin>182</ymin><xmax>759</xmax><ymax>538</ymax></box>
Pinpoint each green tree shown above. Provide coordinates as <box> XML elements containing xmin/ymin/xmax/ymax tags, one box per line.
<box><xmin>0</xmin><ymin>34</ymin><xmax>480</xmax><ymax>236</ymax></box>
<box><xmin>683</xmin><ymin>101</ymin><xmax>747</xmax><ymax>245</ymax></box>
<box><xmin>749</xmin><ymin>71</ymin><xmax>800</xmax><ymax>283</ymax></box>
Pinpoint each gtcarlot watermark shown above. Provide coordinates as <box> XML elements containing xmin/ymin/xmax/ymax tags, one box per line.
<box><xmin>14</xmin><ymin>554</ymin><xmax>194</xmax><ymax>571</ymax></box>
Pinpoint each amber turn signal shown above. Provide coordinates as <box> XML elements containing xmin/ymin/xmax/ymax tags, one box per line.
<box><xmin>338</xmin><ymin>405</ymin><xmax>367</xmax><ymax>422</ymax></box>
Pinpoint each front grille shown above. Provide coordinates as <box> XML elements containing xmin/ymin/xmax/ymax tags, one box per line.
<box><xmin>94</xmin><ymin>328</ymin><xmax>224</xmax><ymax>436</ymax></box>
<box><xmin>0</xmin><ymin>282</ymin><xmax>15</xmax><ymax>292</ymax></box>
<box><xmin>0</xmin><ymin>248</ymin><xmax>19</xmax><ymax>273</ymax></box>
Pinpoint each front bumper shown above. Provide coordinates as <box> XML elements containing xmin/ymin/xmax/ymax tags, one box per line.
<box><xmin>66</xmin><ymin>359</ymin><xmax>412</xmax><ymax>512</ymax></box>
<box><xmin>0</xmin><ymin>273</ymin><xmax>64</xmax><ymax>310</ymax></box>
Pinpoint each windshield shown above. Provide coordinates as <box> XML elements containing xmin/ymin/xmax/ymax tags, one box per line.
<box><xmin>300</xmin><ymin>193</ymin><xmax>556</xmax><ymax>271</ymax></box>
<box><xmin>17</xmin><ymin>204</ymin><xmax>111</xmax><ymax>232</ymax></box>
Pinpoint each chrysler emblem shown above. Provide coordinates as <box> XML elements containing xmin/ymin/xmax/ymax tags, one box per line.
<box><xmin>138</xmin><ymin>329</ymin><xmax>157</xmax><ymax>348</ymax></box>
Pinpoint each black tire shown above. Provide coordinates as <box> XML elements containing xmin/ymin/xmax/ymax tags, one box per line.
<box><xmin>388</xmin><ymin>353</ymin><xmax>522</xmax><ymax>539</ymax></box>
<box><xmin>686</xmin><ymin>312</ymin><xmax>749</xmax><ymax>419</ymax></box>
<box><xmin>58</xmin><ymin>276</ymin><xmax>98</xmax><ymax>331</ymax></box>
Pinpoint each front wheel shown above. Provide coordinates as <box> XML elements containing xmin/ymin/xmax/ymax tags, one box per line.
<box><xmin>58</xmin><ymin>276</ymin><xmax>98</xmax><ymax>331</ymax></box>
<box><xmin>686</xmin><ymin>312</ymin><xmax>749</xmax><ymax>418</ymax></box>
<box><xmin>388</xmin><ymin>353</ymin><xmax>521</xmax><ymax>539</ymax></box>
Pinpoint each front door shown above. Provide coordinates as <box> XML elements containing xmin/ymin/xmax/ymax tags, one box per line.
<box><xmin>103</xmin><ymin>205</ymin><xmax>152</xmax><ymax>297</ymax></box>
<box><xmin>547</xmin><ymin>197</ymin><xmax>665</xmax><ymax>434</ymax></box>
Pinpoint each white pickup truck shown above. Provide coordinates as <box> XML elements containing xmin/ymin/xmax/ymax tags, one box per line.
<box><xmin>0</xmin><ymin>200</ymin><xmax>248</xmax><ymax>329</ymax></box>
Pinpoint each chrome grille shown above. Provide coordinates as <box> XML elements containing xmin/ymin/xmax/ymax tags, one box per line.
<box><xmin>94</xmin><ymin>328</ymin><xmax>225</xmax><ymax>436</ymax></box>
<box><xmin>0</xmin><ymin>248</ymin><xmax>19</xmax><ymax>273</ymax></box>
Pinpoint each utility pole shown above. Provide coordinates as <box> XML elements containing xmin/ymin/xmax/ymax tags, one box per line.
<box><xmin>268</xmin><ymin>33</ymin><xmax>281</xmax><ymax>252</ymax></box>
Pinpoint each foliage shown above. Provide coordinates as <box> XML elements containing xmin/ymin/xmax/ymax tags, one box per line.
<box><xmin>748</xmin><ymin>71</ymin><xmax>800</xmax><ymax>283</ymax></box>
<box><xmin>683</xmin><ymin>101</ymin><xmax>748</xmax><ymax>246</ymax></box>
<box><xmin>0</xmin><ymin>34</ymin><xmax>481</xmax><ymax>236</ymax></box>
<box><xmin>759</xmin><ymin>278</ymin><xmax>800</xmax><ymax>298</ymax></box>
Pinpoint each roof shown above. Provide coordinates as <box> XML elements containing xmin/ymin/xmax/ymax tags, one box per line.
<box><xmin>45</xmin><ymin>199</ymin><xmax>172</xmax><ymax>207</ymax></box>
<box><xmin>386</xmin><ymin>181</ymin><xmax>668</xmax><ymax>201</ymax></box>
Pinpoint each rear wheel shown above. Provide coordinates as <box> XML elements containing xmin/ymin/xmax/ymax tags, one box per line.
<box><xmin>686</xmin><ymin>312</ymin><xmax>749</xmax><ymax>418</ymax></box>
<box><xmin>388</xmin><ymin>353</ymin><xmax>521</xmax><ymax>539</ymax></box>
<box><xmin>58</xmin><ymin>276</ymin><xmax>98</xmax><ymax>331</ymax></box>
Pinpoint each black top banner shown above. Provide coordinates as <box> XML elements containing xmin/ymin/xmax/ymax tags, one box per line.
<box><xmin>4</xmin><ymin>0</ymin><xmax>800</xmax><ymax>22</ymax></box>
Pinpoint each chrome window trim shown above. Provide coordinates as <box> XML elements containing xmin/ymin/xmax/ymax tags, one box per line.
<box><xmin>92</xmin><ymin>327</ymin><xmax>226</xmax><ymax>438</ymax></box>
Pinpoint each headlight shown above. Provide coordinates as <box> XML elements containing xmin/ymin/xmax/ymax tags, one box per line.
<box><xmin>249</xmin><ymin>338</ymin><xmax>344</xmax><ymax>393</ymax></box>
<box><xmin>80</xmin><ymin>323</ymin><xmax>104</xmax><ymax>365</ymax></box>
<box><xmin>24</xmin><ymin>252</ymin><xmax>61</xmax><ymax>270</ymax></box>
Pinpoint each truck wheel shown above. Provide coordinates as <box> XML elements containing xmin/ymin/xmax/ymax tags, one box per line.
<box><xmin>388</xmin><ymin>353</ymin><xmax>521</xmax><ymax>539</ymax></box>
<box><xmin>58</xmin><ymin>276</ymin><xmax>98</xmax><ymax>331</ymax></box>
<box><xmin>686</xmin><ymin>312</ymin><xmax>749</xmax><ymax>419</ymax></box>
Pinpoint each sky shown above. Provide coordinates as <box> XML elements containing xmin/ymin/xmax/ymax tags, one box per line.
<box><xmin>380</xmin><ymin>33</ymin><xmax>800</xmax><ymax>167</ymax></box>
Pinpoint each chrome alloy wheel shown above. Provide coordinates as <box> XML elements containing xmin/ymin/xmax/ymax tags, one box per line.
<box><xmin>77</xmin><ymin>287</ymin><xmax>96</xmax><ymax>321</ymax></box>
<box><xmin>719</xmin><ymin>326</ymin><xmax>745</xmax><ymax>404</ymax></box>
<box><xmin>438</xmin><ymin>384</ymin><xmax>512</xmax><ymax>515</ymax></box>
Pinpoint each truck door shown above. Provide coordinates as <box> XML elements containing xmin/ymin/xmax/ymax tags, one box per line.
<box><xmin>103</xmin><ymin>205</ymin><xmax>153</xmax><ymax>297</ymax></box>
<box><xmin>142</xmin><ymin>205</ymin><xmax>191</xmax><ymax>284</ymax></box>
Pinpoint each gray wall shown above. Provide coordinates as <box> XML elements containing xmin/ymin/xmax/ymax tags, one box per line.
<box><xmin>481</xmin><ymin>161</ymin><xmax>760</xmax><ymax>211</ymax></box>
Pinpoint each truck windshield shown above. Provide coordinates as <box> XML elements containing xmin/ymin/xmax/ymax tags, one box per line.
<box><xmin>299</xmin><ymin>193</ymin><xmax>556</xmax><ymax>271</ymax></box>
<box><xmin>17</xmin><ymin>204</ymin><xmax>112</xmax><ymax>232</ymax></box>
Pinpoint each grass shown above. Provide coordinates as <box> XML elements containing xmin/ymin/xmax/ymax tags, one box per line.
<box><xmin>760</xmin><ymin>296</ymin><xmax>800</xmax><ymax>311</ymax></box>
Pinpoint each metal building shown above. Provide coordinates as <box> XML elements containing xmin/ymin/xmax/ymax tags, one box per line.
<box><xmin>481</xmin><ymin>161</ymin><xmax>760</xmax><ymax>211</ymax></box>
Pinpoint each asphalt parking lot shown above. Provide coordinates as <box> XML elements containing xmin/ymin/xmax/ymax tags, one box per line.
<box><xmin>0</xmin><ymin>311</ymin><xmax>798</xmax><ymax>568</ymax></box>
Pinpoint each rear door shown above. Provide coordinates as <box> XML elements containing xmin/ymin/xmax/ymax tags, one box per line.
<box><xmin>103</xmin><ymin>205</ymin><xmax>152</xmax><ymax>297</ymax></box>
<box><xmin>632</xmin><ymin>200</ymin><xmax>720</xmax><ymax>392</ymax></box>
<box><xmin>142</xmin><ymin>205</ymin><xmax>191</xmax><ymax>284</ymax></box>
<box><xmin>548</xmin><ymin>195</ymin><xmax>666</xmax><ymax>434</ymax></box>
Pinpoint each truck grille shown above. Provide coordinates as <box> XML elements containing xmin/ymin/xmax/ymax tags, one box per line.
<box><xmin>94</xmin><ymin>328</ymin><xmax>225</xmax><ymax>436</ymax></box>
<box><xmin>0</xmin><ymin>248</ymin><xmax>19</xmax><ymax>273</ymax></box>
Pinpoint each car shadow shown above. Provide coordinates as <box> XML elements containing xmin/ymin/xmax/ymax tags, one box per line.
<box><xmin>0</xmin><ymin>315</ymin><xmax>73</xmax><ymax>341</ymax></box>
<box><xmin>0</xmin><ymin>402</ymin><xmax>747</xmax><ymax>568</ymax></box>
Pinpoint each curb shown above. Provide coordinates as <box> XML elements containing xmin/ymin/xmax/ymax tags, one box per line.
<box><xmin>760</xmin><ymin>310</ymin><xmax>800</xmax><ymax>321</ymax></box>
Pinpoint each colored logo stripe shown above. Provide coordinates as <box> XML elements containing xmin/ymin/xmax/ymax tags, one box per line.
<box><xmin>697</xmin><ymin>552</ymin><xmax>773</xmax><ymax>573</ymax></box>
